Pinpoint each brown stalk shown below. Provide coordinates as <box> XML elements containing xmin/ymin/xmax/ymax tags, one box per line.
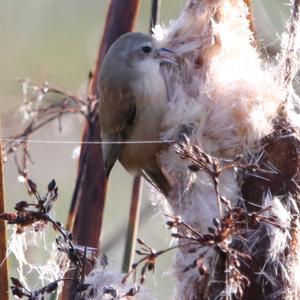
<box><xmin>0</xmin><ymin>120</ymin><xmax>9</xmax><ymax>300</ymax></box>
<box><xmin>66</xmin><ymin>0</ymin><xmax>141</xmax><ymax>243</ymax></box>
<box><xmin>239</xmin><ymin>2</ymin><xmax>300</xmax><ymax>296</ymax></box>
<box><xmin>281</xmin><ymin>0</ymin><xmax>300</xmax><ymax>98</ymax></box>
<box><xmin>122</xmin><ymin>176</ymin><xmax>143</xmax><ymax>273</ymax></box>
<box><xmin>62</xmin><ymin>0</ymin><xmax>141</xmax><ymax>298</ymax></box>
<box><xmin>102</xmin><ymin>203</ymin><xmax>153</xmax><ymax>253</ymax></box>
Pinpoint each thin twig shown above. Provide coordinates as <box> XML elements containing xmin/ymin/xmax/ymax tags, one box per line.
<box><xmin>150</xmin><ymin>0</ymin><xmax>161</xmax><ymax>31</ymax></box>
<box><xmin>122</xmin><ymin>176</ymin><xmax>143</xmax><ymax>273</ymax></box>
<box><xmin>102</xmin><ymin>203</ymin><xmax>153</xmax><ymax>253</ymax></box>
<box><xmin>0</xmin><ymin>119</ymin><xmax>9</xmax><ymax>300</ymax></box>
<box><xmin>281</xmin><ymin>0</ymin><xmax>300</xmax><ymax>102</ymax></box>
<box><xmin>0</xmin><ymin>178</ymin><xmax>101</xmax><ymax>299</ymax></box>
<box><xmin>123</xmin><ymin>204</ymin><xmax>278</xmax><ymax>290</ymax></box>
<box><xmin>4</xmin><ymin>80</ymin><xmax>89</xmax><ymax>156</ymax></box>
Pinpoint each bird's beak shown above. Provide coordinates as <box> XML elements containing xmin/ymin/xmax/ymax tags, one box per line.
<box><xmin>155</xmin><ymin>47</ymin><xmax>178</xmax><ymax>64</ymax></box>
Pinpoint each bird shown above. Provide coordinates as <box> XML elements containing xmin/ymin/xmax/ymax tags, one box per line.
<box><xmin>98</xmin><ymin>32</ymin><xmax>175</xmax><ymax>196</ymax></box>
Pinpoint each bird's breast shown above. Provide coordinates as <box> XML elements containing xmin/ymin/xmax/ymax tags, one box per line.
<box><xmin>120</xmin><ymin>60</ymin><xmax>168</xmax><ymax>172</ymax></box>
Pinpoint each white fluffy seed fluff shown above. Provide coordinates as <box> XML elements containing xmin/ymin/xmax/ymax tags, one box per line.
<box><xmin>80</xmin><ymin>264</ymin><xmax>154</xmax><ymax>300</ymax></box>
<box><xmin>8</xmin><ymin>228</ymin><xmax>69</xmax><ymax>292</ymax></box>
<box><xmin>85</xmin><ymin>0</ymin><xmax>300</xmax><ymax>299</ymax></box>
<box><xmin>152</xmin><ymin>0</ymin><xmax>295</xmax><ymax>299</ymax></box>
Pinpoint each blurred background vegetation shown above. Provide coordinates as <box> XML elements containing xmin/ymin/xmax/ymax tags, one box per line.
<box><xmin>0</xmin><ymin>0</ymin><xmax>292</xmax><ymax>299</ymax></box>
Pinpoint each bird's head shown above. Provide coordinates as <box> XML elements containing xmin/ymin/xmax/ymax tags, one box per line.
<box><xmin>101</xmin><ymin>32</ymin><xmax>176</xmax><ymax>79</ymax></box>
<box><xmin>114</xmin><ymin>32</ymin><xmax>158</xmax><ymax>62</ymax></box>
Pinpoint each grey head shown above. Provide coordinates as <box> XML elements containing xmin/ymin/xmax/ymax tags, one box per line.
<box><xmin>100</xmin><ymin>32</ymin><xmax>162</xmax><ymax>87</ymax></box>
<box><xmin>106</xmin><ymin>32</ymin><xmax>158</xmax><ymax>64</ymax></box>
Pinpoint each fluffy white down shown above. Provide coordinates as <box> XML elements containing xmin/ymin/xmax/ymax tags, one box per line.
<box><xmin>85</xmin><ymin>1</ymin><xmax>298</xmax><ymax>299</ymax></box>
<box><xmin>153</xmin><ymin>0</ymin><xmax>284</xmax><ymax>299</ymax></box>
<box><xmin>257</xmin><ymin>194</ymin><xmax>300</xmax><ymax>300</ymax></box>
<box><xmin>81</xmin><ymin>264</ymin><xmax>154</xmax><ymax>300</ymax></box>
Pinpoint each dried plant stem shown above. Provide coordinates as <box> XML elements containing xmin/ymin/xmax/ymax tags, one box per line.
<box><xmin>0</xmin><ymin>120</ymin><xmax>9</xmax><ymax>300</ymax></box>
<box><xmin>102</xmin><ymin>203</ymin><xmax>153</xmax><ymax>253</ymax></box>
<box><xmin>150</xmin><ymin>0</ymin><xmax>161</xmax><ymax>31</ymax></box>
<box><xmin>122</xmin><ymin>176</ymin><xmax>143</xmax><ymax>273</ymax></box>
<box><xmin>282</xmin><ymin>0</ymin><xmax>300</xmax><ymax>100</ymax></box>
<box><xmin>3</xmin><ymin>80</ymin><xmax>88</xmax><ymax>157</ymax></box>
<box><xmin>71</xmin><ymin>0</ymin><xmax>141</xmax><ymax>247</ymax></box>
<box><xmin>62</xmin><ymin>1</ymin><xmax>141</xmax><ymax>299</ymax></box>
<box><xmin>67</xmin><ymin>0</ymin><xmax>139</xmax><ymax>241</ymax></box>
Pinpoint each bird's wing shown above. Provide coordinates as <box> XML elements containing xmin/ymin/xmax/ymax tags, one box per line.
<box><xmin>100</xmin><ymin>87</ymin><xmax>136</xmax><ymax>177</ymax></box>
<box><xmin>101</xmin><ymin>133</ymin><xmax>123</xmax><ymax>177</ymax></box>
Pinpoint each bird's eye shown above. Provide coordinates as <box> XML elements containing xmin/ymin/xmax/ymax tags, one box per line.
<box><xmin>141</xmin><ymin>46</ymin><xmax>152</xmax><ymax>54</ymax></box>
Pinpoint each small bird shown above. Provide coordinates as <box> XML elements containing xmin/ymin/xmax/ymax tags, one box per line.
<box><xmin>99</xmin><ymin>32</ymin><xmax>174</xmax><ymax>195</ymax></box>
